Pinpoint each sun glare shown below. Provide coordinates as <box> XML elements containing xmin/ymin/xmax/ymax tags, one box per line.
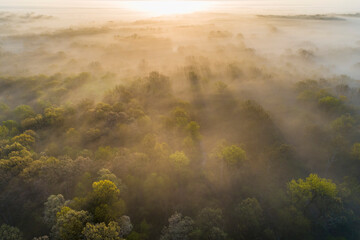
<box><xmin>122</xmin><ymin>1</ymin><xmax>215</xmax><ymax>16</ymax></box>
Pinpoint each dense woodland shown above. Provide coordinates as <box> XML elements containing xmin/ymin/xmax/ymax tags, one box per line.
<box><xmin>1</xmin><ymin>10</ymin><xmax>360</xmax><ymax>240</ymax></box>
<box><xmin>0</xmin><ymin>70</ymin><xmax>360</xmax><ymax>240</ymax></box>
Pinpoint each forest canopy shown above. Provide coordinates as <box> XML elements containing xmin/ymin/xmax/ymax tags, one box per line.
<box><xmin>0</xmin><ymin>7</ymin><xmax>360</xmax><ymax>240</ymax></box>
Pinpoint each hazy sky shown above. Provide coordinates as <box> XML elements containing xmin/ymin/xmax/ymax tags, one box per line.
<box><xmin>1</xmin><ymin>0</ymin><xmax>360</xmax><ymax>14</ymax></box>
<box><xmin>2</xmin><ymin>0</ymin><xmax>359</xmax><ymax>6</ymax></box>
<box><xmin>0</xmin><ymin>0</ymin><xmax>358</xmax><ymax>6</ymax></box>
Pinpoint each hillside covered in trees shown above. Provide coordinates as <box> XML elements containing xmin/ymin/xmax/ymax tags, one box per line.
<box><xmin>0</xmin><ymin>9</ymin><xmax>360</xmax><ymax>240</ymax></box>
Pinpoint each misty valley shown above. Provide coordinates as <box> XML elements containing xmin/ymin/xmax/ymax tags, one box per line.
<box><xmin>0</xmin><ymin>7</ymin><xmax>360</xmax><ymax>240</ymax></box>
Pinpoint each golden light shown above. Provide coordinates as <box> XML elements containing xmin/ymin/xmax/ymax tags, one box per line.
<box><xmin>121</xmin><ymin>1</ymin><xmax>215</xmax><ymax>16</ymax></box>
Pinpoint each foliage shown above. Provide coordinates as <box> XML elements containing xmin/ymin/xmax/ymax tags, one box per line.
<box><xmin>44</xmin><ymin>194</ymin><xmax>65</xmax><ymax>227</ymax></box>
<box><xmin>54</xmin><ymin>206</ymin><xmax>92</xmax><ymax>240</ymax></box>
<box><xmin>218</xmin><ymin>145</ymin><xmax>246</xmax><ymax>167</ymax></box>
<box><xmin>0</xmin><ymin>68</ymin><xmax>360</xmax><ymax>240</ymax></box>
<box><xmin>82</xmin><ymin>221</ymin><xmax>123</xmax><ymax>240</ymax></box>
<box><xmin>235</xmin><ymin>198</ymin><xmax>264</xmax><ymax>240</ymax></box>
<box><xmin>288</xmin><ymin>174</ymin><xmax>339</xmax><ymax>210</ymax></box>
<box><xmin>160</xmin><ymin>212</ymin><xmax>195</xmax><ymax>240</ymax></box>
<box><xmin>169</xmin><ymin>151</ymin><xmax>190</xmax><ymax>168</ymax></box>
<box><xmin>0</xmin><ymin>224</ymin><xmax>23</xmax><ymax>240</ymax></box>
<box><xmin>193</xmin><ymin>208</ymin><xmax>226</xmax><ymax>240</ymax></box>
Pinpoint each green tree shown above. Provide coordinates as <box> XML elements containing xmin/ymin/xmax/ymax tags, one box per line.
<box><xmin>331</xmin><ymin>114</ymin><xmax>355</xmax><ymax>134</ymax></box>
<box><xmin>82</xmin><ymin>221</ymin><xmax>124</xmax><ymax>240</ymax></box>
<box><xmin>97</xmin><ymin>168</ymin><xmax>124</xmax><ymax>190</ymax></box>
<box><xmin>44</xmin><ymin>107</ymin><xmax>64</xmax><ymax>126</ymax></box>
<box><xmin>219</xmin><ymin>145</ymin><xmax>246</xmax><ymax>167</ymax></box>
<box><xmin>318</xmin><ymin>96</ymin><xmax>344</xmax><ymax>113</ymax></box>
<box><xmin>2</xmin><ymin>120</ymin><xmax>19</xmax><ymax>135</ymax></box>
<box><xmin>127</xmin><ymin>220</ymin><xmax>151</xmax><ymax>240</ymax></box>
<box><xmin>92</xmin><ymin>180</ymin><xmax>120</xmax><ymax>205</ymax></box>
<box><xmin>169</xmin><ymin>151</ymin><xmax>190</xmax><ymax>168</ymax></box>
<box><xmin>54</xmin><ymin>206</ymin><xmax>92</xmax><ymax>240</ymax></box>
<box><xmin>44</xmin><ymin>194</ymin><xmax>65</xmax><ymax>227</ymax></box>
<box><xmin>14</xmin><ymin>105</ymin><xmax>35</xmax><ymax>120</ymax></box>
<box><xmin>0</xmin><ymin>224</ymin><xmax>23</xmax><ymax>240</ymax></box>
<box><xmin>287</xmin><ymin>174</ymin><xmax>350</xmax><ymax>238</ymax></box>
<box><xmin>288</xmin><ymin>174</ymin><xmax>339</xmax><ymax>213</ymax></box>
<box><xmin>166</xmin><ymin>107</ymin><xmax>191</xmax><ymax>130</ymax></box>
<box><xmin>74</xmin><ymin>180</ymin><xmax>125</xmax><ymax>224</ymax></box>
<box><xmin>186</xmin><ymin>121</ymin><xmax>201</xmax><ymax>141</ymax></box>
<box><xmin>21</xmin><ymin>114</ymin><xmax>44</xmax><ymax>130</ymax></box>
<box><xmin>160</xmin><ymin>212</ymin><xmax>194</xmax><ymax>240</ymax></box>
<box><xmin>32</xmin><ymin>236</ymin><xmax>49</xmax><ymax>240</ymax></box>
<box><xmin>144</xmin><ymin>71</ymin><xmax>171</xmax><ymax>97</ymax></box>
<box><xmin>95</xmin><ymin>147</ymin><xmax>117</xmax><ymax>162</ymax></box>
<box><xmin>277</xmin><ymin>206</ymin><xmax>311</xmax><ymax>240</ymax></box>
<box><xmin>194</xmin><ymin>208</ymin><xmax>226</xmax><ymax>240</ymax></box>
<box><xmin>0</xmin><ymin>125</ymin><xmax>9</xmax><ymax>139</ymax></box>
<box><xmin>10</xmin><ymin>130</ymin><xmax>36</xmax><ymax>149</ymax></box>
<box><xmin>235</xmin><ymin>198</ymin><xmax>264</xmax><ymax>240</ymax></box>
<box><xmin>351</xmin><ymin>143</ymin><xmax>360</xmax><ymax>159</ymax></box>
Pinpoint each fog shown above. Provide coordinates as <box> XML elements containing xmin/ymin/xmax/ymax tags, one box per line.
<box><xmin>1</xmin><ymin>2</ymin><xmax>360</xmax><ymax>240</ymax></box>
<box><xmin>1</xmin><ymin>9</ymin><xmax>360</xmax><ymax>78</ymax></box>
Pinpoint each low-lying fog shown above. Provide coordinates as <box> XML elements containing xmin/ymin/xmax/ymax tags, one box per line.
<box><xmin>1</xmin><ymin>5</ymin><xmax>359</xmax><ymax>82</ymax></box>
<box><xmin>1</xmin><ymin>3</ymin><xmax>360</xmax><ymax>138</ymax></box>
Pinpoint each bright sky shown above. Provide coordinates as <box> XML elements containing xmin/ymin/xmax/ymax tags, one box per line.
<box><xmin>1</xmin><ymin>0</ymin><xmax>360</xmax><ymax>15</ymax></box>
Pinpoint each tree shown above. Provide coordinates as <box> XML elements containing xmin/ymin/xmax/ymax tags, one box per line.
<box><xmin>10</xmin><ymin>130</ymin><xmax>36</xmax><ymax>149</ymax></box>
<box><xmin>144</xmin><ymin>71</ymin><xmax>171</xmax><ymax>97</ymax></box>
<box><xmin>82</xmin><ymin>221</ymin><xmax>124</xmax><ymax>240</ymax></box>
<box><xmin>54</xmin><ymin>206</ymin><xmax>92</xmax><ymax>240</ymax></box>
<box><xmin>2</xmin><ymin>120</ymin><xmax>19</xmax><ymax>136</ymax></box>
<box><xmin>43</xmin><ymin>107</ymin><xmax>64</xmax><ymax>126</ymax></box>
<box><xmin>92</xmin><ymin>180</ymin><xmax>120</xmax><ymax>206</ymax></box>
<box><xmin>235</xmin><ymin>198</ymin><xmax>264</xmax><ymax>240</ymax></box>
<box><xmin>169</xmin><ymin>151</ymin><xmax>190</xmax><ymax>168</ymax></box>
<box><xmin>32</xmin><ymin>236</ymin><xmax>49</xmax><ymax>240</ymax></box>
<box><xmin>236</xmin><ymin>100</ymin><xmax>280</xmax><ymax>148</ymax></box>
<box><xmin>266</xmin><ymin>144</ymin><xmax>301</xmax><ymax>181</ymax></box>
<box><xmin>127</xmin><ymin>219</ymin><xmax>151</xmax><ymax>240</ymax></box>
<box><xmin>160</xmin><ymin>212</ymin><xmax>195</xmax><ymax>240</ymax></box>
<box><xmin>118</xmin><ymin>215</ymin><xmax>133</xmax><ymax>238</ymax></box>
<box><xmin>0</xmin><ymin>125</ymin><xmax>9</xmax><ymax>139</ymax></box>
<box><xmin>44</xmin><ymin>194</ymin><xmax>65</xmax><ymax>227</ymax></box>
<box><xmin>186</xmin><ymin>121</ymin><xmax>201</xmax><ymax>141</ymax></box>
<box><xmin>166</xmin><ymin>107</ymin><xmax>191</xmax><ymax>130</ymax></box>
<box><xmin>219</xmin><ymin>145</ymin><xmax>246</xmax><ymax>167</ymax></box>
<box><xmin>74</xmin><ymin>180</ymin><xmax>125</xmax><ymax>224</ymax></box>
<box><xmin>351</xmin><ymin>143</ymin><xmax>360</xmax><ymax>160</ymax></box>
<box><xmin>194</xmin><ymin>208</ymin><xmax>226</xmax><ymax>240</ymax></box>
<box><xmin>288</xmin><ymin>174</ymin><xmax>339</xmax><ymax>213</ymax></box>
<box><xmin>277</xmin><ymin>206</ymin><xmax>311</xmax><ymax>240</ymax></box>
<box><xmin>14</xmin><ymin>105</ymin><xmax>35</xmax><ymax>120</ymax></box>
<box><xmin>21</xmin><ymin>114</ymin><xmax>44</xmax><ymax>130</ymax></box>
<box><xmin>92</xmin><ymin>180</ymin><xmax>124</xmax><ymax>223</ymax></box>
<box><xmin>97</xmin><ymin>168</ymin><xmax>124</xmax><ymax>190</ymax></box>
<box><xmin>0</xmin><ymin>224</ymin><xmax>23</xmax><ymax>240</ymax></box>
<box><xmin>331</xmin><ymin>114</ymin><xmax>355</xmax><ymax>134</ymax></box>
<box><xmin>287</xmin><ymin>174</ymin><xmax>349</xmax><ymax>237</ymax></box>
<box><xmin>0</xmin><ymin>142</ymin><xmax>33</xmax><ymax>176</ymax></box>
<box><xmin>95</xmin><ymin>147</ymin><xmax>117</xmax><ymax>162</ymax></box>
<box><xmin>318</xmin><ymin>96</ymin><xmax>344</xmax><ymax>113</ymax></box>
